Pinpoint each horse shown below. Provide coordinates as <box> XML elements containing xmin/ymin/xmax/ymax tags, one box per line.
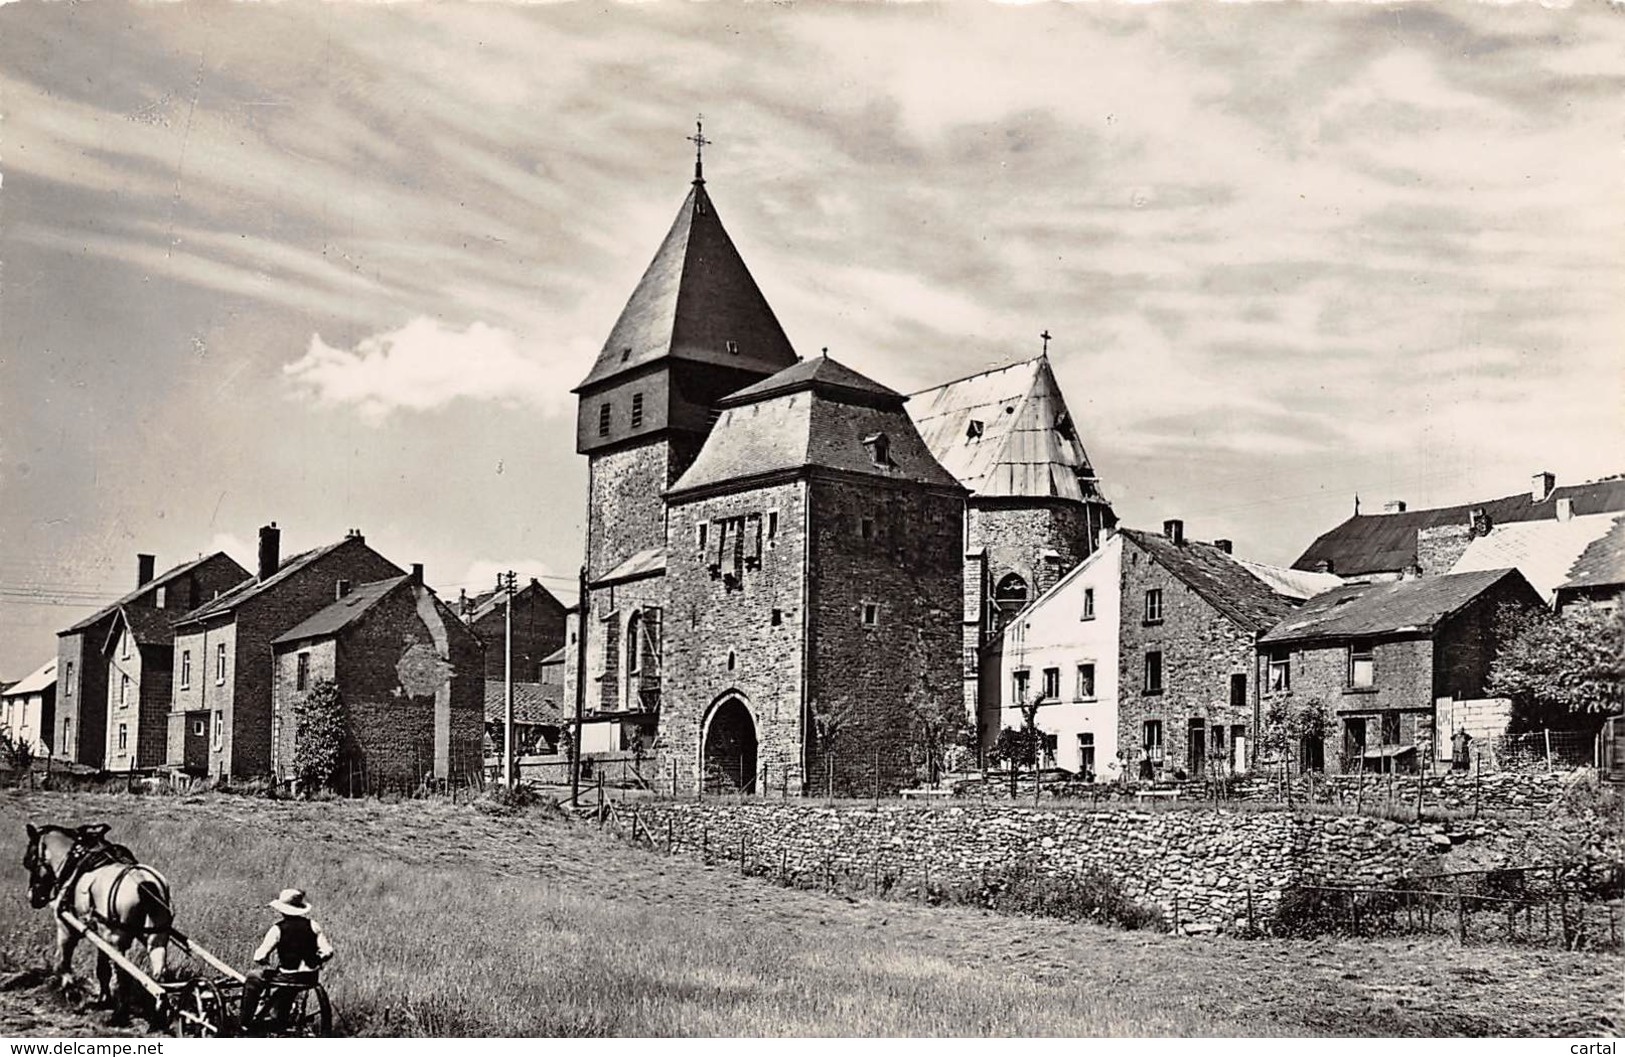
<box><xmin>22</xmin><ymin>823</ymin><xmax>173</xmax><ymax>1020</ymax></box>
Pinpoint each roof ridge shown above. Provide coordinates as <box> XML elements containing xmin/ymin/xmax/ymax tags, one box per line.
<box><xmin>908</xmin><ymin>355</ymin><xmax>1041</xmax><ymax>396</ymax></box>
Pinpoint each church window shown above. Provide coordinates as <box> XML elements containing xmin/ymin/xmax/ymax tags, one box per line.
<box><xmin>861</xmin><ymin>602</ymin><xmax>879</xmax><ymax>627</ymax></box>
<box><xmin>697</xmin><ymin>522</ymin><xmax>708</xmax><ymax>552</ymax></box>
<box><xmin>862</xmin><ymin>432</ymin><xmax>893</xmax><ymax>468</ymax></box>
<box><xmin>994</xmin><ymin>573</ymin><xmax>1029</xmax><ymax>620</ymax></box>
<box><xmin>597</xmin><ymin>402</ymin><xmax>611</xmax><ymax>437</ymax></box>
<box><xmin>627</xmin><ymin>611</ymin><xmax>644</xmax><ymax>677</ymax></box>
<box><xmin>767</xmin><ymin>510</ymin><xmax>779</xmax><ymax>539</ymax></box>
<box><xmin>727</xmin><ymin>650</ymin><xmax>736</xmax><ymax>672</ymax></box>
<box><xmin>860</xmin><ymin>517</ymin><xmax>875</xmax><ymax>540</ymax></box>
<box><xmin>770</xmin><ymin>609</ymin><xmax>782</xmax><ymax>627</ymax></box>
<box><xmin>631</xmin><ymin>392</ymin><xmax>644</xmax><ymax>428</ymax></box>
<box><xmin>966</xmin><ymin>419</ymin><xmax>984</xmax><ymax>441</ymax></box>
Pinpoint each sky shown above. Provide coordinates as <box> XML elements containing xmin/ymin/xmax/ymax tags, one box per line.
<box><xmin>1</xmin><ymin>1</ymin><xmax>1622</xmax><ymax>680</ymax></box>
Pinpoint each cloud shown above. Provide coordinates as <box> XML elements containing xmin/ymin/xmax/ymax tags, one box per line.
<box><xmin>283</xmin><ymin>317</ymin><xmax>574</xmax><ymax>424</ymax></box>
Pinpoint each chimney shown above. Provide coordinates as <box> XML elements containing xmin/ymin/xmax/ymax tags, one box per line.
<box><xmin>136</xmin><ymin>554</ymin><xmax>156</xmax><ymax>587</ymax></box>
<box><xmin>1163</xmin><ymin>519</ymin><xmax>1184</xmax><ymax>546</ymax></box>
<box><xmin>1384</xmin><ymin>500</ymin><xmax>1407</xmax><ymax>514</ymax></box>
<box><xmin>1556</xmin><ymin>497</ymin><xmax>1574</xmax><ymax>522</ymax></box>
<box><xmin>1095</xmin><ymin>526</ymin><xmax>1116</xmax><ymax>551</ymax></box>
<box><xmin>1402</xmin><ymin>562</ymin><xmax>1423</xmax><ymax>581</ymax></box>
<box><xmin>1315</xmin><ymin>559</ymin><xmax>1335</xmax><ymax>574</ymax></box>
<box><xmin>458</xmin><ymin>588</ymin><xmax>470</xmax><ymax>616</ymax></box>
<box><xmin>335</xmin><ymin>579</ymin><xmax>352</xmax><ymax>600</ymax></box>
<box><xmin>1531</xmin><ymin>471</ymin><xmax>1555</xmax><ymax>503</ymax></box>
<box><xmin>257</xmin><ymin>523</ymin><xmax>281</xmax><ymax>580</ymax></box>
<box><xmin>1214</xmin><ymin>539</ymin><xmax>1233</xmax><ymax>554</ymax></box>
<box><xmin>344</xmin><ymin>528</ymin><xmax>366</xmax><ymax>544</ymax></box>
<box><xmin>410</xmin><ymin>563</ymin><xmax>424</xmax><ymax>587</ymax></box>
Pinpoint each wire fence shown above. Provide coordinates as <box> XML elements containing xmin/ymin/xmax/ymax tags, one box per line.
<box><xmin>1491</xmin><ymin>729</ymin><xmax>1595</xmax><ymax>772</ymax></box>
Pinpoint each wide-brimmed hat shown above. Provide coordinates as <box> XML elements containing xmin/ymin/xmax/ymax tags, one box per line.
<box><xmin>268</xmin><ymin>888</ymin><xmax>312</xmax><ymax>917</ymax></box>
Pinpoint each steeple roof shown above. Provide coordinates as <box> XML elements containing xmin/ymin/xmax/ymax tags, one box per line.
<box><xmin>907</xmin><ymin>355</ymin><xmax>1110</xmax><ymax>505</ymax></box>
<box><xmin>720</xmin><ymin>353</ymin><xmax>904</xmax><ymax>408</ymax></box>
<box><xmin>575</xmin><ymin>181</ymin><xmax>798</xmax><ymax>392</ymax></box>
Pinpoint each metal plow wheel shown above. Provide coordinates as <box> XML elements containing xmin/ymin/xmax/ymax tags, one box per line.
<box><xmin>166</xmin><ymin>979</ymin><xmax>227</xmax><ymax>1038</ymax></box>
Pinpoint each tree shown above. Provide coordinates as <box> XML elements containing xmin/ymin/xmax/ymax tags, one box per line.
<box><xmin>293</xmin><ymin>678</ymin><xmax>347</xmax><ymax>794</ymax></box>
<box><xmin>989</xmin><ymin>726</ymin><xmax>1041</xmax><ymax>773</ymax></box>
<box><xmin>909</xmin><ymin>695</ymin><xmax>975</xmax><ymax>787</ymax></box>
<box><xmin>1489</xmin><ymin>604</ymin><xmax>1625</xmax><ymax>732</ymax></box>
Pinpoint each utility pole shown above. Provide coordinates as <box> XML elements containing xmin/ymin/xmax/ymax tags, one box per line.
<box><xmin>500</xmin><ymin>570</ymin><xmax>517</xmax><ymax>787</ymax></box>
<box><xmin>571</xmin><ymin>563</ymin><xmax>589</xmax><ymax>806</ymax></box>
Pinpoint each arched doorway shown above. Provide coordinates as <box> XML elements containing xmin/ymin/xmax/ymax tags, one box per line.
<box><xmin>702</xmin><ymin>696</ymin><xmax>757</xmax><ymax>795</ymax></box>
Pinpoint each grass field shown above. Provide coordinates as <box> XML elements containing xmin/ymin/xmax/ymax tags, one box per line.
<box><xmin>1</xmin><ymin>787</ymin><xmax>1619</xmax><ymax>1037</ymax></box>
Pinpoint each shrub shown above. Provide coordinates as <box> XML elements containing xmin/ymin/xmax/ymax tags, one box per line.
<box><xmin>944</xmin><ymin>856</ymin><xmax>1165</xmax><ymax>931</ymax></box>
<box><xmin>0</xmin><ymin>728</ymin><xmax>35</xmax><ymax>775</ymax></box>
<box><xmin>294</xmin><ymin>679</ymin><xmax>347</xmax><ymax>794</ymax></box>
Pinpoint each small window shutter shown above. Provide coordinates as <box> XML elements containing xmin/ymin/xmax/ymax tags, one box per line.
<box><xmin>642</xmin><ymin>606</ymin><xmax>663</xmax><ymax>678</ymax></box>
<box><xmin>600</xmin><ymin>612</ymin><xmax>621</xmax><ymax>710</ymax></box>
<box><xmin>746</xmin><ymin>514</ymin><xmax>762</xmax><ymax>562</ymax></box>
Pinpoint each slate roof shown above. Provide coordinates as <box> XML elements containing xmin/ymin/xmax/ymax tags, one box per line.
<box><xmin>104</xmin><ymin>605</ymin><xmax>181</xmax><ymax>653</ymax></box>
<box><xmin>1292</xmin><ymin>476</ymin><xmax>1625</xmax><ymax>576</ymax></box>
<box><xmin>1448</xmin><ymin>512</ymin><xmax>1624</xmax><ymax>602</ymax></box>
<box><xmin>62</xmin><ymin>552</ymin><xmax>249</xmax><ymax>634</ymax></box>
<box><xmin>669</xmin><ymin>355</ymin><xmax>963</xmax><ymax>498</ymax></box>
<box><xmin>907</xmin><ymin>356</ymin><xmax>1110</xmax><ymax>505</ymax></box>
<box><xmin>484</xmin><ymin>681</ymin><xmax>563</xmax><ymax>727</ymax></box>
<box><xmin>1259</xmin><ymin>567</ymin><xmax>1529</xmax><ymax>645</ymax></box>
<box><xmin>575</xmin><ymin>180</ymin><xmax>798</xmax><ymax>392</ymax></box>
<box><xmin>595</xmin><ymin>547</ymin><xmax>666</xmax><ymax>586</ymax></box>
<box><xmin>1234</xmin><ymin>558</ymin><xmax>1344</xmax><ymax>602</ymax></box>
<box><xmin>1561</xmin><ymin>514</ymin><xmax>1625</xmax><ymax>592</ymax></box>
<box><xmin>271</xmin><ymin>577</ymin><xmax>410</xmax><ymax>646</ymax></box>
<box><xmin>178</xmin><ymin>538</ymin><xmax>397</xmax><ymax>627</ymax></box>
<box><xmin>1122</xmin><ymin>529</ymin><xmax>1306</xmax><ymax>634</ymax></box>
<box><xmin>720</xmin><ymin>355</ymin><xmax>903</xmax><ymax>408</ymax></box>
<box><xmin>3</xmin><ymin>658</ymin><xmax>56</xmax><ymax>698</ymax></box>
<box><xmin>462</xmin><ymin>579</ymin><xmax>564</xmax><ymax>624</ymax></box>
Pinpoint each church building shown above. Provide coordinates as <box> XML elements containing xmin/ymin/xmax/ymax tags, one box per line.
<box><xmin>566</xmin><ymin>133</ymin><xmax>1115</xmax><ymax>792</ymax></box>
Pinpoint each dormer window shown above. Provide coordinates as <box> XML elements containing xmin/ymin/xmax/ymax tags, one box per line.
<box><xmin>966</xmin><ymin>420</ymin><xmax>984</xmax><ymax>441</ymax></box>
<box><xmin>862</xmin><ymin>432</ymin><xmax>893</xmax><ymax>468</ymax></box>
<box><xmin>620</xmin><ymin>346</ymin><xmax>632</xmax><ymax>363</ymax></box>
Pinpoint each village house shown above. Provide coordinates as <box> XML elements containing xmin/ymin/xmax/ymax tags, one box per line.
<box><xmin>270</xmin><ymin>567</ymin><xmax>483</xmax><ymax>792</ymax></box>
<box><xmin>55</xmin><ymin>551</ymin><xmax>249</xmax><ymax>768</ymax></box>
<box><xmin>1552</xmin><ymin>515</ymin><xmax>1625</xmax><ymax>614</ymax></box>
<box><xmin>101</xmin><ymin>606</ymin><xmax>184</xmax><ymax>771</ymax></box>
<box><xmin>992</xmin><ymin>522</ymin><xmax>1339</xmax><ymax>780</ymax></box>
<box><xmin>1</xmin><ymin>659</ymin><xmax>57</xmax><ymax>758</ymax></box>
<box><xmin>1445</xmin><ymin>507</ymin><xmax>1625</xmax><ymax>607</ymax></box>
<box><xmin>166</xmin><ymin>524</ymin><xmax>402</xmax><ymax>778</ymax></box>
<box><xmin>459</xmin><ymin>577</ymin><xmax>568</xmax><ymax>683</ymax></box>
<box><xmin>485</xmin><ymin>680</ymin><xmax>565</xmax><ymax>758</ymax></box>
<box><xmin>1293</xmin><ymin>471</ymin><xmax>1625</xmax><ymax>581</ymax></box>
<box><xmin>1256</xmin><ymin>567</ymin><xmax>1543</xmax><ymax>775</ymax></box>
<box><xmin>565</xmin><ymin>147</ymin><xmax>1116</xmax><ymax>792</ymax></box>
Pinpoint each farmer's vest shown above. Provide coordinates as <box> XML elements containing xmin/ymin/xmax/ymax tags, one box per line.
<box><xmin>274</xmin><ymin>917</ymin><xmax>320</xmax><ymax>970</ymax></box>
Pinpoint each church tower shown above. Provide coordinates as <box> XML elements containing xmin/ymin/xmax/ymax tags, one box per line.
<box><xmin>573</xmin><ymin>128</ymin><xmax>800</xmax><ymax>584</ymax></box>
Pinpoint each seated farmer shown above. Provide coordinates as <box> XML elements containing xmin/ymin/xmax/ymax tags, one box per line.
<box><xmin>238</xmin><ymin>888</ymin><xmax>334</xmax><ymax>1032</ymax></box>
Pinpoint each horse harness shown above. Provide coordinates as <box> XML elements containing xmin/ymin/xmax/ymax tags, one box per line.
<box><xmin>50</xmin><ymin>835</ymin><xmax>172</xmax><ymax>935</ymax></box>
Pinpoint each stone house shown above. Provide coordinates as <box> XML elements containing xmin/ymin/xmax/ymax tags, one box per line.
<box><xmin>1293</xmin><ymin>470</ymin><xmax>1625</xmax><ymax>581</ymax></box>
<box><xmin>485</xmin><ymin>681</ymin><xmax>564</xmax><ymax>757</ymax></box>
<box><xmin>991</xmin><ymin>521</ymin><xmax>1338</xmax><ymax>781</ymax></box>
<box><xmin>55</xmin><ymin>551</ymin><xmax>249</xmax><ymax>767</ymax></box>
<box><xmin>1257</xmin><ymin>567</ymin><xmax>1543</xmax><ymax>775</ymax></box>
<box><xmin>1552</xmin><ymin>514</ymin><xmax>1625</xmax><ymax>614</ymax></box>
<box><xmin>166</xmin><ymin>524</ymin><xmax>403</xmax><ymax>778</ymax></box>
<box><xmin>459</xmin><ymin>578</ymin><xmax>567</xmax><ymax>683</ymax></box>
<box><xmin>101</xmin><ymin>606</ymin><xmax>186</xmax><ymax>771</ymax></box>
<box><xmin>1</xmin><ymin>658</ymin><xmax>56</xmax><ymax>758</ymax></box>
<box><xmin>269</xmin><ymin>569</ymin><xmax>483</xmax><ymax>792</ymax></box>
<box><xmin>662</xmin><ymin>355</ymin><xmax>966</xmax><ymax>795</ymax></box>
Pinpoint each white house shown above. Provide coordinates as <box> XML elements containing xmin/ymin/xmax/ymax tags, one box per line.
<box><xmin>1</xmin><ymin>658</ymin><xmax>58</xmax><ymax>757</ymax></box>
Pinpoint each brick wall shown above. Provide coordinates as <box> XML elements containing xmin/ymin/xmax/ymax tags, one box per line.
<box><xmin>103</xmin><ymin>628</ymin><xmax>141</xmax><ymax>773</ymax></box>
<box><xmin>271</xmin><ymin>639</ymin><xmax>337</xmax><ymax>778</ymax></box>
<box><xmin>630</xmin><ymin>800</ymin><xmax>1439</xmax><ymax>930</ymax></box>
<box><xmin>807</xmin><ymin>478</ymin><xmax>964</xmax><ymax>796</ymax></box>
<box><xmin>470</xmin><ymin>583</ymin><xmax>567</xmax><ymax>682</ymax></box>
<box><xmin>1118</xmin><ymin>537</ymin><xmax>1257</xmax><ymax>779</ymax></box>
<box><xmin>103</xmin><ymin>633</ymin><xmax>173</xmax><ymax>771</ymax></box>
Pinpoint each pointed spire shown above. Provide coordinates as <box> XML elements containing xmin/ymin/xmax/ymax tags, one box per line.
<box><xmin>688</xmin><ymin>115</ymin><xmax>710</xmax><ymax>185</ymax></box>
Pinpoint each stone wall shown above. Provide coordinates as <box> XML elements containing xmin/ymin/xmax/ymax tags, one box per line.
<box><xmin>586</xmin><ymin>443</ymin><xmax>679</xmax><ymax>583</ymax></box>
<box><xmin>629</xmin><ymin>800</ymin><xmax>1437</xmax><ymax>930</ymax></box>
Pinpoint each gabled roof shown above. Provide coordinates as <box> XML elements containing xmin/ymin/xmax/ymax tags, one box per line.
<box><xmin>1561</xmin><ymin>514</ymin><xmax>1625</xmax><ymax>593</ymax></box>
<box><xmin>1260</xmin><ymin>567</ymin><xmax>1532</xmax><ymax>645</ymax></box>
<box><xmin>907</xmin><ymin>356</ymin><xmax>1110</xmax><ymax>506</ymax></box>
<box><xmin>463</xmin><ymin>579</ymin><xmax>565</xmax><ymax>624</ymax></box>
<box><xmin>61</xmin><ymin>552</ymin><xmax>249</xmax><ymax>634</ymax></box>
<box><xmin>484</xmin><ymin>681</ymin><xmax>563</xmax><ymax>727</ymax></box>
<box><xmin>575</xmin><ymin>180</ymin><xmax>798</xmax><ymax>392</ymax></box>
<box><xmin>668</xmin><ymin>356</ymin><xmax>963</xmax><ymax>499</ymax></box>
<box><xmin>1122</xmin><ymin>529</ymin><xmax>1305</xmax><ymax>634</ymax></box>
<box><xmin>3</xmin><ymin>658</ymin><xmax>56</xmax><ymax>697</ymax></box>
<box><xmin>1293</xmin><ymin>475</ymin><xmax>1625</xmax><ymax>576</ymax></box>
<box><xmin>1449</xmin><ymin>512</ymin><xmax>1624</xmax><ymax>601</ymax></box>
<box><xmin>272</xmin><ymin>576</ymin><xmax>410</xmax><ymax>646</ymax></box>
<box><xmin>103</xmin><ymin>605</ymin><xmax>179</xmax><ymax>653</ymax></box>
<box><xmin>539</xmin><ymin>646</ymin><xmax>567</xmax><ymax>666</ymax></box>
<box><xmin>1235</xmin><ymin>558</ymin><xmax>1344</xmax><ymax>602</ymax></box>
<box><xmin>178</xmin><ymin>537</ymin><xmax>393</xmax><ymax>627</ymax></box>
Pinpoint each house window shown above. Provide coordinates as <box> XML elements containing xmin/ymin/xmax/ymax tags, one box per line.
<box><xmin>117</xmin><ymin>724</ymin><xmax>128</xmax><ymax>752</ymax></box>
<box><xmin>1230</xmin><ymin>673</ymin><xmax>1247</xmax><ymax>711</ymax></box>
<box><xmin>155</xmin><ymin>585</ymin><xmax>167</xmax><ymax>609</ymax></box>
<box><xmin>62</xmin><ymin>718</ymin><xmax>71</xmax><ymax>752</ymax></box>
<box><xmin>1076</xmin><ymin>663</ymin><xmax>1096</xmax><ymax>700</ymax></box>
<box><xmin>215</xmin><ymin>643</ymin><xmax>227</xmax><ymax>684</ymax></box>
<box><xmin>630</xmin><ymin>392</ymin><xmax>644</xmax><ymax>428</ymax></box>
<box><xmin>120</xmin><ymin>631</ymin><xmax>130</xmax><ymax>661</ymax></box>
<box><xmin>1040</xmin><ymin>667</ymin><xmax>1060</xmax><ymax>701</ymax></box>
<box><xmin>767</xmin><ymin>511</ymin><xmax>778</xmax><ymax>539</ymax></box>
<box><xmin>1143</xmin><ymin>650</ymin><xmax>1163</xmax><ymax>694</ymax></box>
<box><xmin>1268</xmin><ymin>649</ymin><xmax>1291</xmax><ymax>692</ymax></box>
<box><xmin>861</xmin><ymin>602</ymin><xmax>879</xmax><ymax>627</ymax></box>
<box><xmin>1212</xmin><ymin>725</ymin><xmax>1227</xmax><ymax>753</ymax></box>
<box><xmin>211</xmin><ymin>710</ymin><xmax>223</xmax><ymax>749</ymax></box>
<box><xmin>1348</xmin><ymin>644</ymin><xmax>1375</xmax><ymax>689</ymax></box>
<box><xmin>296</xmin><ymin>652</ymin><xmax>309</xmax><ymax>692</ymax></box>
<box><xmin>597</xmin><ymin>402</ymin><xmax>611</xmax><ymax>437</ymax></box>
<box><xmin>1011</xmin><ymin>669</ymin><xmax>1029</xmax><ymax>705</ymax></box>
<box><xmin>860</xmin><ymin>517</ymin><xmax>875</xmax><ymax>541</ymax></box>
<box><xmin>65</xmin><ymin>662</ymin><xmax>74</xmax><ymax>697</ymax></box>
<box><xmin>191</xmin><ymin>718</ymin><xmax>205</xmax><ymax>737</ymax></box>
<box><xmin>1081</xmin><ymin>588</ymin><xmax>1095</xmax><ymax>621</ymax></box>
<box><xmin>1144</xmin><ymin>588</ymin><xmax>1163</xmax><ymax>624</ymax></box>
<box><xmin>179</xmin><ymin>651</ymin><xmax>191</xmax><ymax>690</ymax></box>
<box><xmin>120</xmin><ymin>675</ymin><xmax>130</xmax><ymax>709</ymax></box>
<box><xmin>697</xmin><ymin>522</ymin><xmax>708</xmax><ymax>552</ymax></box>
<box><xmin>1143</xmin><ymin>719</ymin><xmax>1163</xmax><ymax>763</ymax></box>
<box><xmin>1076</xmin><ymin>733</ymin><xmax>1096</xmax><ymax>779</ymax></box>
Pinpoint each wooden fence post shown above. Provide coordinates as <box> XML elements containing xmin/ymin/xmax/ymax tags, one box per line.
<box><xmin>1543</xmin><ymin>728</ymin><xmax>1553</xmax><ymax>772</ymax></box>
<box><xmin>1456</xmin><ymin>894</ymin><xmax>1468</xmax><ymax>945</ymax></box>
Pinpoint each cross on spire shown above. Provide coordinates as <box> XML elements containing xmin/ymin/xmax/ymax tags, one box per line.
<box><xmin>688</xmin><ymin>116</ymin><xmax>711</xmax><ymax>183</ymax></box>
<box><xmin>1040</xmin><ymin>329</ymin><xmax>1052</xmax><ymax>355</ymax></box>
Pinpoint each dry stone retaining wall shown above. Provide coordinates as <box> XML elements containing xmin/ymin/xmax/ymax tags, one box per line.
<box><xmin>631</xmin><ymin>801</ymin><xmax>1437</xmax><ymax>931</ymax></box>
